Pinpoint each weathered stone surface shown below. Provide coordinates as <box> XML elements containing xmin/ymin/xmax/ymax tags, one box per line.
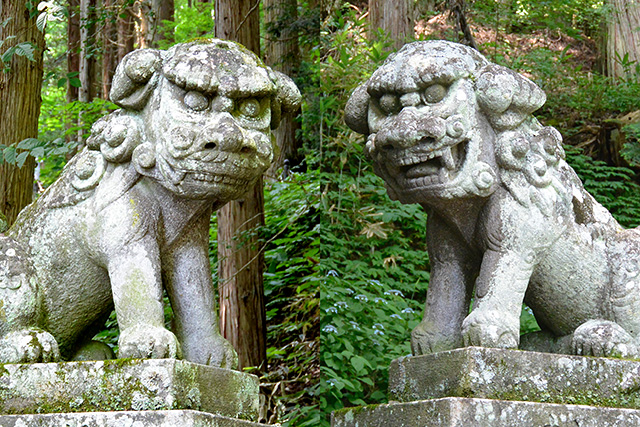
<box><xmin>0</xmin><ymin>410</ymin><xmax>268</xmax><ymax>426</ymax></box>
<box><xmin>0</xmin><ymin>39</ymin><xmax>300</xmax><ymax>368</ymax></box>
<box><xmin>0</xmin><ymin>359</ymin><xmax>258</xmax><ymax>420</ymax></box>
<box><xmin>345</xmin><ymin>39</ymin><xmax>640</xmax><ymax>360</ymax></box>
<box><xmin>389</xmin><ymin>347</ymin><xmax>640</xmax><ymax>408</ymax></box>
<box><xmin>331</xmin><ymin>397</ymin><xmax>640</xmax><ymax>427</ymax></box>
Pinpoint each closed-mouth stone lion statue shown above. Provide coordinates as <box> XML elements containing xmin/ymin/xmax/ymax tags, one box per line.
<box><xmin>346</xmin><ymin>40</ymin><xmax>640</xmax><ymax>359</ymax></box>
<box><xmin>0</xmin><ymin>39</ymin><xmax>300</xmax><ymax>367</ymax></box>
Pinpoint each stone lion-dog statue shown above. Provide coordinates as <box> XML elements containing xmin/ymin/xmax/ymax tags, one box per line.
<box><xmin>346</xmin><ymin>40</ymin><xmax>640</xmax><ymax>359</ymax></box>
<box><xmin>0</xmin><ymin>39</ymin><xmax>300</xmax><ymax>367</ymax></box>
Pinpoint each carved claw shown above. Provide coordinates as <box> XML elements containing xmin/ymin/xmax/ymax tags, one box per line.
<box><xmin>461</xmin><ymin>309</ymin><xmax>519</xmax><ymax>349</ymax></box>
<box><xmin>118</xmin><ymin>325</ymin><xmax>182</xmax><ymax>360</ymax></box>
<box><xmin>411</xmin><ymin>321</ymin><xmax>461</xmax><ymax>355</ymax></box>
<box><xmin>203</xmin><ymin>335</ymin><xmax>238</xmax><ymax>370</ymax></box>
<box><xmin>572</xmin><ymin>320</ymin><xmax>639</xmax><ymax>358</ymax></box>
<box><xmin>0</xmin><ymin>329</ymin><xmax>60</xmax><ymax>363</ymax></box>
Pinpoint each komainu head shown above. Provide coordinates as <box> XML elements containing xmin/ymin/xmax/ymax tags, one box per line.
<box><xmin>78</xmin><ymin>39</ymin><xmax>300</xmax><ymax>202</ymax></box>
<box><xmin>345</xmin><ymin>40</ymin><xmax>567</xmax><ymax>210</ymax></box>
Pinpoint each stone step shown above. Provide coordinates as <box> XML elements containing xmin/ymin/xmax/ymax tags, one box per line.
<box><xmin>0</xmin><ymin>359</ymin><xmax>259</xmax><ymax>420</ymax></box>
<box><xmin>331</xmin><ymin>397</ymin><xmax>640</xmax><ymax>427</ymax></box>
<box><xmin>0</xmin><ymin>409</ymin><xmax>269</xmax><ymax>426</ymax></box>
<box><xmin>389</xmin><ymin>347</ymin><xmax>640</xmax><ymax>409</ymax></box>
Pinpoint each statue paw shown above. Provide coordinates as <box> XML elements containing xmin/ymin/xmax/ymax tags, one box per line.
<box><xmin>411</xmin><ymin>322</ymin><xmax>460</xmax><ymax>355</ymax></box>
<box><xmin>118</xmin><ymin>325</ymin><xmax>182</xmax><ymax>359</ymax></box>
<box><xmin>0</xmin><ymin>329</ymin><xmax>60</xmax><ymax>363</ymax></box>
<box><xmin>205</xmin><ymin>335</ymin><xmax>238</xmax><ymax>370</ymax></box>
<box><xmin>572</xmin><ymin>320</ymin><xmax>638</xmax><ymax>358</ymax></box>
<box><xmin>462</xmin><ymin>309</ymin><xmax>519</xmax><ymax>349</ymax></box>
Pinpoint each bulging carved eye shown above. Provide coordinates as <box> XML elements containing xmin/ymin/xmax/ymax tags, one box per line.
<box><xmin>184</xmin><ymin>91</ymin><xmax>209</xmax><ymax>111</ymax></box>
<box><xmin>238</xmin><ymin>98</ymin><xmax>261</xmax><ymax>118</ymax></box>
<box><xmin>422</xmin><ymin>84</ymin><xmax>447</xmax><ymax>104</ymax></box>
<box><xmin>379</xmin><ymin>93</ymin><xmax>401</xmax><ymax>115</ymax></box>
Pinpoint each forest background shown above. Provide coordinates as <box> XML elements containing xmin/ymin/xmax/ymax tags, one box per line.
<box><xmin>4</xmin><ymin>0</ymin><xmax>640</xmax><ymax>426</ymax></box>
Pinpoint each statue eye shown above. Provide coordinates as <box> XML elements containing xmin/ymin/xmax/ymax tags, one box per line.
<box><xmin>184</xmin><ymin>91</ymin><xmax>209</xmax><ymax>111</ymax></box>
<box><xmin>422</xmin><ymin>84</ymin><xmax>447</xmax><ymax>104</ymax></box>
<box><xmin>238</xmin><ymin>98</ymin><xmax>262</xmax><ymax>118</ymax></box>
<box><xmin>378</xmin><ymin>93</ymin><xmax>401</xmax><ymax>115</ymax></box>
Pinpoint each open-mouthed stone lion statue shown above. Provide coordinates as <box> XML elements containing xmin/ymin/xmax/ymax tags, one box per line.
<box><xmin>0</xmin><ymin>39</ymin><xmax>300</xmax><ymax>367</ymax></box>
<box><xmin>346</xmin><ymin>40</ymin><xmax>640</xmax><ymax>359</ymax></box>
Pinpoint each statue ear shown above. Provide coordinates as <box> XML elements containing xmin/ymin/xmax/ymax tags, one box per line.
<box><xmin>110</xmin><ymin>49</ymin><xmax>163</xmax><ymax>110</ymax></box>
<box><xmin>344</xmin><ymin>83</ymin><xmax>370</xmax><ymax>135</ymax></box>
<box><xmin>269</xmin><ymin>70</ymin><xmax>301</xmax><ymax>129</ymax></box>
<box><xmin>475</xmin><ymin>64</ymin><xmax>546</xmax><ymax>130</ymax></box>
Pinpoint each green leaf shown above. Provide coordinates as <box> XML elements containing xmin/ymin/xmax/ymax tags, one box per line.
<box><xmin>57</xmin><ymin>77</ymin><xmax>67</xmax><ymax>88</ymax></box>
<box><xmin>1</xmin><ymin>46</ymin><xmax>16</xmax><ymax>64</ymax></box>
<box><xmin>13</xmin><ymin>42</ymin><xmax>36</xmax><ymax>61</ymax></box>
<box><xmin>69</xmin><ymin>77</ymin><xmax>81</xmax><ymax>88</ymax></box>
<box><xmin>31</xmin><ymin>146</ymin><xmax>45</xmax><ymax>159</ymax></box>
<box><xmin>36</xmin><ymin>11</ymin><xmax>47</xmax><ymax>32</ymax></box>
<box><xmin>16</xmin><ymin>138</ymin><xmax>39</xmax><ymax>150</ymax></box>
<box><xmin>3</xmin><ymin>147</ymin><xmax>16</xmax><ymax>164</ymax></box>
<box><xmin>16</xmin><ymin>151</ymin><xmax>29</xmax><ymax>168</ymax></box>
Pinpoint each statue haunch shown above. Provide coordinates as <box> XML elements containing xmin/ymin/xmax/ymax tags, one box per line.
<box><xmin>2</xmin><ymin>40</ymin><xmax>300</xmax><ymax>366</ymax></box>
<box><xmin>346</xmin><ymin>40</ymin><xmax>640</xmax><ymax>359</ymax></box>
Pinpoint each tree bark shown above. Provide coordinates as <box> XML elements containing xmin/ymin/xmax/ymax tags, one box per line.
<box><xmin>116</xmin><ymin>0</ymin><xmax>135</xmax><ymax>62</ymax></box>
<box><xmin>605</xmin><ymin>0</ymin><xmax>640</xmax><ymax>79</ymax></box>
<box><xmin>67</xmin><ymin>0</ymin><xmax>80</xmax><ymax>104</ymax></box>
<box><xmin>264</xmin><ymin>0</ymin><xmax>301</xmax><ymax>177</ymax></box>
<box><xmin>102</xmin><ymin>0</ymin><xmax>118</xmax><ymax>98</ymax></box>
<box><xmin>0</xmin><ymin>1</ymin><xmax>45</xmax><ymax>225</ymax></box>
<box><xmin>368</xmin><ymin>0</ymin><xmax>414</xmax><ymax>51</ymax></box>
<box><xmin>214</xmin><ymin>0</ymin><xmax>261</xmax><ymax>52</ymax></box>
<box><xmin>214</xmin><ymin>0</ymin><xmax>267</xmax><ymax>371</ymax></box>
<box><xmin>79</xmin><ymin>0</ymin><xmax>96</xmax><ymax>104</ymax></box>
<box><xmin>137</xmin><ymin>0</ymin><xmax>174</xmax><ymax>48</ymax></box>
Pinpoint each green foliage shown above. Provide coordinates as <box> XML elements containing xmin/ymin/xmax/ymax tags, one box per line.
<box><xmin>156</xmin><ymin>1</ymin><xmax>215</xmax><ymax>50</ymax></box>
<box><xmin>311</xmin><ymin>9</ymin><xmax>426</xmax><ymax>425</ymax></box>
<box><xmin>260</xmin><ymin>171</ymin><xmax>321</xmax><ymax>426</ymax></box>
<box><xmin>565</xmin><ymin>147</ymin><xmax>640</xmax><ymax>228</ymax></box>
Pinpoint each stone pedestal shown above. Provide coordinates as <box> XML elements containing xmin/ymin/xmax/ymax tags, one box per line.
<box><xmin>332</xmin><ymin>347</ymin><xmax>640</xmax><ymax>426</ymax></box>
<box><xmin>0</xmin><ymin>359</ymin><xmax>268</xmax><ymax>426</ymax></box>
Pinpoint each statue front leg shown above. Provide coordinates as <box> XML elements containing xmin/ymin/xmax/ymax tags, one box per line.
<box><xmin>462</xmin><ymin>249</ymin><xmax>534</xmax><ymax>349</ymax></box>
<box><xmin>108</xmin><ymin>240</ymin><xmax>181</xmax><ymax>359</ymax></box>
<box><xmin>412</xmin><ymin>215</ymin><xmax>478</xmax><ymax>355</ymax></box>
<box><xmin>163</xmin><ymin>215</ymin><xmax>237</xmax><ymax>369</ymax></box>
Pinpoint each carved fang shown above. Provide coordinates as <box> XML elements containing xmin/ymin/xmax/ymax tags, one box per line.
<box><xmin>441</xmin><ymin>146</ymin><xmax>456</xmax><ymax>170</ymax></box>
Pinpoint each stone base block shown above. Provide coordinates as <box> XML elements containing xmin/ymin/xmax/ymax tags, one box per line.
<box><xmin>0</xmin><ymin>359</ymin><xmax>258</xmax><ymax>420</ymax></box>
<box><xmin>390</xmin><ymin>347</ymin><xmax>640</xmax><ymax>408</ymax></box>
<box><xmin>331</xmin><ymin>397</ymin><xmax>640</xmax><ymax>427</ymax></box>
<box><xmin>0</xmin><ymin>409</ymin><xmax>269</xmax><ymax>426</ymax></box>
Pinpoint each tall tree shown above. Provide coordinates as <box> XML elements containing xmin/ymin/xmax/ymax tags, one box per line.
<box><xmin>605</xmin><ymin>0</ymin><xmax>640</xmax><ymax>79</ymax></box>
<box><xmin>102</xmin><ymin>0</ymin><xmax>118</xmax><ymax>98</ymax></box>
<box><xmin>0</xmin><ymin>1</ymin><xmax>45</xmax><ymax>225</ymax></box>
<box><xmin>137</xmin><ymin>0</ymin><xmax>175</xmax><ymax>48</ymax></box>
<box><xmin>67</xmin><ymin>0</ymin><xmax>80</xmax><ymax>105</ymax></box>
<box><xmin>368</xmin><ymin>0</ymin><xmax>414</xmax><ymax>50</ymax></box>
<box><xmin>116</xmin><ymin>0</ymin><xmax>135</xmax><ymax>62</ymax></box>
<box><xmin>214</xmin><ymin>0</ymin><xmax>267</xmax><ymax>371</ymax></box>
<box><xmin>264</xmin><ymin>0</ymin><xmax>302</xmax><ymax>177</ymax></box>
<box><xmin>79</xmin><ymin>0</ymin><xmax>96</xmax><ymax>104</ymax></box>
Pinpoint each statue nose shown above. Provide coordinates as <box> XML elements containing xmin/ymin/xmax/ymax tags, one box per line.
<box><xmin>199</xmin><ymin>116</ymin><xmax>257</xmax><ymax>154</ymax></box>
<box><xmin>375</xmin><ymin>109</ymin><xmax>446</xmax><ymax>151</ymax></box>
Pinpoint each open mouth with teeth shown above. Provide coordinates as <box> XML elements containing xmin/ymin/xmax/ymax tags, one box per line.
<box><xmin>383</xmin><ymin>139</ymin><xmax>469</xmax><ymax>189</ymax></box>
<box><xmin>158</xmin><ymin>155</ymin><xmax>252</xmax><ymax>193</ymax></box>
